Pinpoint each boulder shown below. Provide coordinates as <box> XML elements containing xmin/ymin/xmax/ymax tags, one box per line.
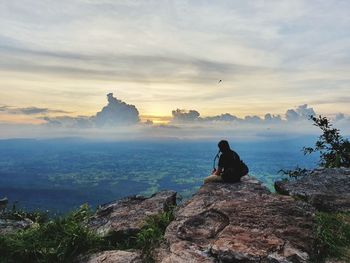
<box><xmin>275</xmin><ymin>167</ymin><xmax>350</xmax><ymax>212</ymax></box>
<box><xmin>79</xmin><ymin>250</ymin><xmax>142</xmax><ymax>263</ymax></box>
<box><xmin>155</xmin><ymin>176</ymin><xmax>316</xmax><ymax>263</ymax></box>
<box><xmin>88</xmin><ymin>190</ymin><xmax>176</xmax><ymax>238</ymax></box>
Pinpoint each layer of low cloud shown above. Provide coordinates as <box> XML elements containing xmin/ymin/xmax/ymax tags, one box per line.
<box><xmin>1</xmin><ymin>94</ymin><xmax>349</xmax><ymax>141</ymax></box>
<box><xmin>0</xmin><ymin>106</ymin><xmax>70</xmax><ymax>115</ymax></box>
<box><xmin>170</xmin><ymin>104</ymin><xmax>316</xmax><ymax>125</ymax></box>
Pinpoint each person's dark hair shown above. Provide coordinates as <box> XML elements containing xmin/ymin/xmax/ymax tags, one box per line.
<box><xmin>218</xmin><ymin>140</ymin><xmax>231</xmax><ymax>153</ymax></box>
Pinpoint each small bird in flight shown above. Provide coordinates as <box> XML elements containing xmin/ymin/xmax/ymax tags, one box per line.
<box><xmin>218</xmin><ymin>80</ymin><xmax>222</xmax><ymax>84</ymax></box>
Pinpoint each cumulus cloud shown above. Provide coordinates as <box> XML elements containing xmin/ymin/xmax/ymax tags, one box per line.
<box><xmin>244</xmin><ymin>115</ymin><xmax>262</xmax><ymax>123</ymax></box>
<box><xmin>2</xmin><ymin>101</ymin><xmax>350</xmax><ymax>140</ymax></box>
<box><xmin>42</xmin><ymin>93</ymin><xmax>140</xmax><ymax>128</ymax></box>
<box><xmin>171</xmin><ymin>109</ymin><xmax>200</xmax><ymax>122</ymax></box>
<box><xmin>285</xmin><ymin>104</ymin><xmax>315</xmax><ymax>121</ymax></box>
<box><xmin>202</xmin><ymin>113</ymin><xmax>239</xmax><ymax>122</ymax></box>
<box><xmin>169</xmin><ymin>104</ymin><xmax>317</xmax><ymax>125</ymax></box>
<box><xmin>41</xmin><ymin>102</ymin><xmax>320</xmax><ymax>130</ymax></box>
<box><xmin>333</xmin><ymin>113</ymin><xmax>350</xmax><ymax>128</ymax></box>
<box><xmin>264</xmin><ymin>113</ymin><xmax>282</xmax><ymax>123</ymax></box>
<box><xmin>171</xmin><ymin>110</ymin><xmax>241</xmax><ymax>123</ymax></box>
<box><xmin>335</xmin><ymin>113</ymin><xmax>345</xmax><ymax>121</ymax></box>
<box><xmin>94</xmin><ymin>93</ymin><xmax>139</xmax><ymax>127</ymax></box>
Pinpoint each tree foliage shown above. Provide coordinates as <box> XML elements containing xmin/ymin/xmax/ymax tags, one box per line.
<box><xmin>303</xmin><ymin>115</ymin><xmax>350</xmax><ymax>168</ymax></box>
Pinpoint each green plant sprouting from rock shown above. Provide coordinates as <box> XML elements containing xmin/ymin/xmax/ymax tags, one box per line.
<box><xmin>134</xmin><ymin>209</ymin><xmax>174</xmax><ymax>262</ymax></box>
<box><xmin>315</xmin><ymin>212</ymin><xmax>350</xmax><ymax>261</ymax></box>
<box><xmin>110</xmin><ymin>208</ymin><xmax>175</xmax><ymax>262</ymax></box>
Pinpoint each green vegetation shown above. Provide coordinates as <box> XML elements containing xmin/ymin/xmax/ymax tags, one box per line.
<box><xmin>0</xmin><ymin>205</ymin><xmax>175</xmax><ymax>263</ymax></box>
<box><xmin>279</xmin><ymin>116</ymin><xmax>350</xmax><ymax>261</ymax></box>
<box><xmin>107</xmin><ymin>208</ymin><xmax>175</xmax><ymax>262</ymax></box>
<box><xmin>304</xmin><ymin>115</ymin><xmax>350</xmax><ymax>168</ymax></box>
<box><xmin>0</xmin><ymin>204</ymin><xmax>108</xmax><ymax>263</ymax></box>
<box><xmin>280</xmin><ymin>115</ymin><xmax>350</xmax><ymax>178</ymax></box>
<box><xmin>134</xmin><ymin>209</ymin><xmax>174</xmax><ymax>262</ymax></box>
<box><xmin>315</xmin><ymin>212</ymin><xmax>350</xmax><ymax>261</ymax></box>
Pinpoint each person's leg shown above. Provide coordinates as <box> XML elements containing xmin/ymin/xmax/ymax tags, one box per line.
<box><xmin>204</xmin><ymin>174</ymin><xmax>223</xmax><ymax>184</ymax></box>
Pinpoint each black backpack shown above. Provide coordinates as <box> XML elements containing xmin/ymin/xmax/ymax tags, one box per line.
<box><xmin>239</xmin><ymin>160</ymin><xmax>249</xmax><ymax>177</ymax></box>
<box><xmin>221</xmin><ymin>159</ymin><xmax>249</xmax><ymax>183</ymax></box>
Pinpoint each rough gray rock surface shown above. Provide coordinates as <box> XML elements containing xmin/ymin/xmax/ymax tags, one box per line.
<box><xmin>155</xmin><ymin>176</ymin><xmax>316</xmax><ymax>263</ymax></box>
<box><xmin>79</xmin><ymin>250</ymin><xmax>142</xmax><ymax>263</ymax></box>
<box><xmin>275</xmin><ymin>167</ymin><xmax>350</xmax><ymax>212</ymax></box>
<box><xmin>0</xmin><ymin>218</ymin><xmax>33</xmax><ymax>235</ymax></box>
<box><xmin>88</xmin><ymin>190</ymin><xmax>176</xmax><ymax>238</ymax></box>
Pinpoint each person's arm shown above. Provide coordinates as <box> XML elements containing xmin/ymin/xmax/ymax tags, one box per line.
<box><xmin>212</xmin><ymin>166</ymin><xmax>222</xmax><ymax>175</ymax></box>
<box><xmin>214</xmin><ymin>154</ymin><xmax>224</xmax><ymax>175</ymax></box>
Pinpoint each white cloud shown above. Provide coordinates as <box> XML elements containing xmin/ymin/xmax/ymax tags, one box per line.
<box><xmin>244</xmin><ymin>115</ymin><xmax>262</xmax><ymax>123</ymax></box>
<box><xmin>170</xmin><ymin>104</ymin><xmax>316</xmax><ymax>125</ymax></box>
<box><xmin>285</xmin><ymin>104</ymin><xmax>315</xmax><ymax>121</ymax></box>
<box><xmin>171</xmin><ymin>109</ymin><xmax>200</xmax><ymax>122</ymax></box>
<box><xmin>1</xmin><ymin>105</ymin><xmax>350</xmax><ymax>141</ymax></box>
<box><xmin>0</xmin><ymin>105</ymin><xmax>70</xmax><ymax>115</ymax></box>
<box><xmin>264</xmin><ymin>113</ymin><xmax>282</xmax><ymax>123</ymax></box>
<box><xmin>43</xmin><ymin>93</ymin><xmax>139</xmax><ymax>128</ymax></box>
<box><xmin>202</xmin><ymin>113</ymin><xmax>239</xmax><ymax>122</ymax></box>
<box><xmin>94</xmin><ymin>93</ymin><xmax>139</xmax><ymax>126</ymax></box>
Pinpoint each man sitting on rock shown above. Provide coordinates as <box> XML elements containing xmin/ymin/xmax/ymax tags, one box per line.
<box><xmin>204</xmin><ymin>140</ymin><xmax>247</xmax><ymax>183</ymax></box>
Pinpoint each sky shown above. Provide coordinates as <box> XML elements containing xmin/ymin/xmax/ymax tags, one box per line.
<box><xmin>0</xmin><ymin>0</ymin><xmax>350</xmax><ymax>139</ymax></box>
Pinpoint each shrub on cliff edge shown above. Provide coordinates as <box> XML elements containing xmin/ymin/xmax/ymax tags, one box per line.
<box><xmin>0</xmin><ymin>205</ymin><xmax>175</xmax><ymax>263</ymax></box>
<box><xmin>0</xmin><ymin>204</ymin><xmax>109</xmax><ymax>263</ymax></box>
<box><xmin>304</xmin><ymin>115</ymin><xmax>350</xmax><ymax>168</ymax></box>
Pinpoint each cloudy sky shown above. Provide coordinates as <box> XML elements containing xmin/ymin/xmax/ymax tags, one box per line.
<box><xmin>0</xmin><ymin>0</ymin><xmax>350</xmax><ymax>134</ymax></box>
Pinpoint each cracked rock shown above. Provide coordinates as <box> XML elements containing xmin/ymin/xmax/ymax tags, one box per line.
<box><xmin>88</xmin><ymin>190</ymin><xmax>176</xmax><ymax>238</ymax></box>
<box><xmin>155</xmin><ymin>176</ymin><xmax>316</xmax><ymax>263</ymax></box>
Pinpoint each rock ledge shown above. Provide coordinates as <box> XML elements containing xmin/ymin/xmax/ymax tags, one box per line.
<box><xmin>275</xmin><ymin>167</ymin><xmax>350</xmax><ymax>212</ymax></box>
<box><xmin>88</xmin><ymin>190</ymin><xmax>176</xmax><ymax>238</ymax></box>
<box><xmin>155</xmin><ymin>176</ymin><xmax>316</xmax><ymax>263</ymax></box>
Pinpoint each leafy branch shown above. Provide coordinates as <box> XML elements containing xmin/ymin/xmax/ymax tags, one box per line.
<box><xmin>303</xmin><ymin>115</ymin><xmax>350</xmax><ymax>168</ymax></box>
